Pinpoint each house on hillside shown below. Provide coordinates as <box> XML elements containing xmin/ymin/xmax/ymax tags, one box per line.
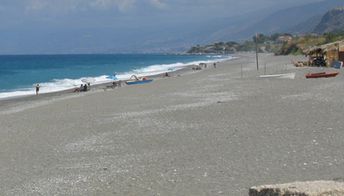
<box><xmin>277</xmin><ymin>35</ymin><xmax>293</xmax><ymax>43</ymax></box>
<box><xmin>305</xmin><ymin>40</ymin><xmax>344</xmax><ymax>67</ymax></box>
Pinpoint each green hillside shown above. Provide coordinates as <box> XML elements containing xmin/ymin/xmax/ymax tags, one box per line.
<box><xmin>187</xmin><ymin>32</ymin><xmax>344</xmax><ymax>56</ymax></box>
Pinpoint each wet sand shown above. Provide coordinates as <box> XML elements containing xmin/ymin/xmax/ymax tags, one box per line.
<box><xmin>1</xmin><ymin>53</ymin><xmax>344</xmax><ymax>195</ymax></box>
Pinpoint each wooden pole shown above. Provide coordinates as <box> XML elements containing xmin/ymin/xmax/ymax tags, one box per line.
<box><xmin>255</xmin><ymin>33</ymin><xmax>259</xmax><ymax>71</ymax></box>
<box><xmin>264</xmin><ymin>63</ymin><xmax>266</xmax><ymax>75</ymax></box>
<box><xmin>337</xmin><ymin>44</ymin><xmax>340</xmax><ymax>62</ymax></box>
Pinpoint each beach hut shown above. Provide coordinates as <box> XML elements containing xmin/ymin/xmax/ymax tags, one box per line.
<box><xmin>306</xmin><ymin>40</ymin><xmax>344</xmax><ymax>67</ymax></box>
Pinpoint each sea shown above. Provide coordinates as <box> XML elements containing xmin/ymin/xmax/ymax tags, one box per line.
<box><xmin>0</xmin><ymin>54</ymin><xmax>231</xmax><ymax>99</ymax></box>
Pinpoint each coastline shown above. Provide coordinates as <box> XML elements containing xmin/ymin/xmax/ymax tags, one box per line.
<box><xmin>1</xmin><ymin>53</ymin><xmax>344</xmax><ymax>195</ymax></box>
<box><xmin>0</xmin><ymin>54</ymin><xmax>231</xmax><ymax>102</ymax></box>
<box><xmin>0</xmin><ymin>55</ymin><xmax>232</xmax><ymax>113</ymax></box>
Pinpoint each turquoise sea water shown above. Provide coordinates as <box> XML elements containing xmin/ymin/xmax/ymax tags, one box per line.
<box><xmin>0</xmin><ymin>54</ymin><xmax>231</xmax><ymax>99</ymax></box>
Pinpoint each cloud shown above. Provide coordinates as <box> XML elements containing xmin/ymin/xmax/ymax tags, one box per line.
<box><xmin>149</xmin><ymin>0</ymin><xmax>167</xmax><ymax>9</ymax></box>
<box><xmin>90</xmin><ymin>0</ymin><xmax>136</xmax><ymax>11</ymax></box>
<box><xmin>24</xmin><ymin>0</ymin><xmax>167</xmax><ymax>13</ymax></box>
<box><xmin>26</xmin><ymin>0</ymin><xmax>50</xmax><ymax>11</ymax></box>
<box><xmin>25</xmin><ymin>0</ymin><xmax>137</xmax><ymax>12</ymax></box>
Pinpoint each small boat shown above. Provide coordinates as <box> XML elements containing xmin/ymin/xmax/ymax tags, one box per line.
<box><xmin>126</xmin><ymin>79</ymin><xmax>153</xmax><ymax>85</ymax></box>
<box><xmin>125</xmin><ymin>75</ymin><xmax>153</xmax><ymax>85</ymax></box>
<box><xmin>305</xmin><ymin>72</ymin><xmax>339</xmax><ymax>79</ymax></box>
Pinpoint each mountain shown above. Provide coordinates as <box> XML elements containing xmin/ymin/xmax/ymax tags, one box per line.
<box><xmin>0</xmin><ymin>0</ymin><xmax>342</xmax><ymax>54</ymax></box>
<box><xmin>134</xmin><ymin>0</ymin><xmax>344</xmax><ymax>53</ymax></box>
<box><xmin>287</xmin><ymin>15</ymin><xmax>323</xmax><ymax>34</ymax></box>
<box><xmin>166</xmin><ymin>0</ymin><xmax>344</xmax><ymax>53</ymax></box>
<box><xmin>230</xmin><ymin>0</ymin><xmax>344</xmax><ymax>38</ymax></box>
<box><xmin>313</xmin><ymin>7</ymin><xmax>344</xmax><ymax>34</ymax></box>
<box><xmin>54</xmin><ymin>0</ymin><xmax>344</xmax><ymax>54</ymax></box>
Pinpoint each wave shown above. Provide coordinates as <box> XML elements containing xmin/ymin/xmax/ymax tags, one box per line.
<box><xmin>0</xmin><ymin>55</ymin><xmax>233</xmax><ymax>100</ymax></box>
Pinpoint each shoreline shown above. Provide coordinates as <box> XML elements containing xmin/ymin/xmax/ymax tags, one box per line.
<box><xmin>0</xmin><ymin>55</ymin><xmax>233</xmax><ymax>112</ymax></box>
<box><xmin>0</xmin><ymin>54</ymin><xmax>231</xmax><ymax>102</ymax></box>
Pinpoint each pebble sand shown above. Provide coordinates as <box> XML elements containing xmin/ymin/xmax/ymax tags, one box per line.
<box><xmin>0</xmin><ymin>53</ymin><xmax>344</xmax><ymax>195</ymax></box>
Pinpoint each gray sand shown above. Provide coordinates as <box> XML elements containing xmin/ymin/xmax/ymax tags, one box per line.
<box><xmin>0</xmin><ymin>53</ymin><xmax>344</xmax><ymax>195</ymax></box>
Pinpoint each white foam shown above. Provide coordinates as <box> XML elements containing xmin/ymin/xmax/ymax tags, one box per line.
<box><xmin>0</xmin><ymin>56</ymin><xmax>233</xmax><ymax>100</ymax></box>
<box><xmin>122</xmin><ymin>56</ymin><xmax>233</xmax><ymax>78</ymax></box>
<box><xmin>0</xmin><ymin>75</ymin><xmax>114</xmax><ymax>99</ymax></box>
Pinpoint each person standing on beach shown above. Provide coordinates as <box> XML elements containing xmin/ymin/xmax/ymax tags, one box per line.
<box><xmin>35</xmin><ymin>84</ymin><xmax>40</xmax><ymax>95</ymax></box>
<box><xmin>83</xmin><ymin>84</ymin><xmax>88</xmax><ymax>92</ymax></box>
<box><xmin>213</xmin><ymin>63</ymin><xmax>217</xmax><ymax>68</ymax></box>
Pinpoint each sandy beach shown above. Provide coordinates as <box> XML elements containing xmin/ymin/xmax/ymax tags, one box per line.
<box><xmin>1</xmin><ymin>53</ymin><xmax>344</xmax><ymax>195</ymax></box>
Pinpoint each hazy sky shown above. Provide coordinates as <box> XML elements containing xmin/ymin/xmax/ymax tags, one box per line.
<box><xmin>1</xmin><ymin>0</ymin><xmax>320</xmax><ymax>21</ymax></box>
<box><xmin>0</xmin><ymin>0</ymin><xmax>323</xmax><ymax>54</ymax></box>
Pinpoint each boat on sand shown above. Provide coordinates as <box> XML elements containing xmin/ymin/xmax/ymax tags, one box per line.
<box><xmin>125</xmin><ymin>75</ymin><xmax>153</xmax><ymax>85</ymax></box>
<box><xmin>305</xmin><ymin>72</ymin><xmax>339</xmax><ymax>79</ymax></box>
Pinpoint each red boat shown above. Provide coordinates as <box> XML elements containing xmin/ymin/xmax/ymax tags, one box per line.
<box><xmin>305</xmin><ymin>71</ymin><xmax>339</xmax><ymax>79</ymax></box>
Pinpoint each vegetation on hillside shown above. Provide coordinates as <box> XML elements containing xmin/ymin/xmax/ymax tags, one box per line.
<box><xmin>187</xmin><ymin>33</ymin><xmax>292</xmax><ymax>54</ymax></box>
<box><xmin>276</xmin><ymin>31</ymin><xmax>344</xmax><ymax>55</ymax></box>
<box><xmin>187</xmin><ymin>31</ymin><xmax>344</xmax><ymax>56</ymax></box>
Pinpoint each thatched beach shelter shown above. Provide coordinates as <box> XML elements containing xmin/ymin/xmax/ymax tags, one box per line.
<box><xmin>305</xmin><ymin>40</ymin><xmax>344</xmax><ymax>67</ymax></box>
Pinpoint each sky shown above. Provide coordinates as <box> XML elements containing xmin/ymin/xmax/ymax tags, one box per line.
<box><xmin>0</xmin><ymin>0</ymin><xmax>323</xmax><ymax>54</ymax></box>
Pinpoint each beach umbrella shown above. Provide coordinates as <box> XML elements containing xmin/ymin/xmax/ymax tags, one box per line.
<box><xmin>106</xmin><ymin>73</ymin><xmax>118</xmax><ymax>80</ymax></box>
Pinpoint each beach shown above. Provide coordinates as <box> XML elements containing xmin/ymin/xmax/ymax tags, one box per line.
<box><xmin>1</xmin><ymin>53</ymin><xmax>344</xmax><ymax>195</ymax></box>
